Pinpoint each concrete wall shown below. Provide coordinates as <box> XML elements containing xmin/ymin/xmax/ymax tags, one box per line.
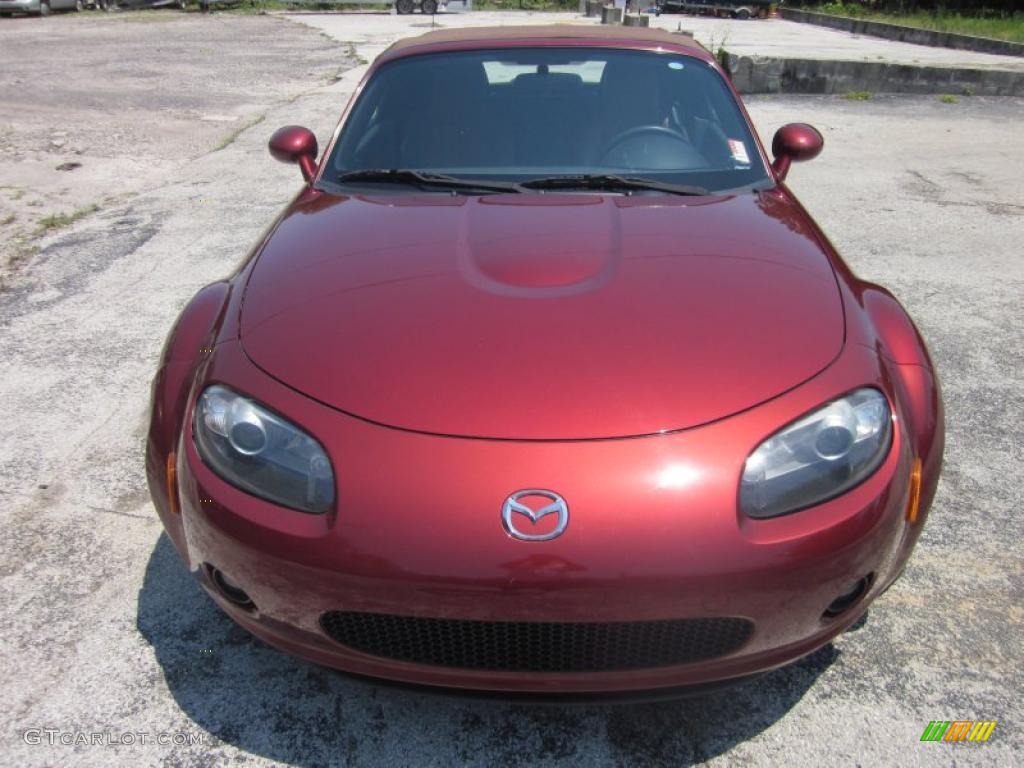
<box><xmin>780</xmin><ymin>9</ymin><xmax>1024</xmax><ymax>59</ymax></box>
<box><xmin>722</xmin><ymin>52</ymin><xmax>1024</xmax><ymax>95</ymax></box>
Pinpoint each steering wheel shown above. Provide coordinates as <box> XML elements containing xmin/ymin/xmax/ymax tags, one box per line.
<box><xmin>599</xmin><ymin>125</ymin><xmax>695</xmax><ymax>168</ymax></box>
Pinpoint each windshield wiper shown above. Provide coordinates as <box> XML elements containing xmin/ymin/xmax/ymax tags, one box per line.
<box><xmin>520</xmin><ymin>174</ymin><xmax>709</xmax><ymax>197</ymax></box>
<box><xmin>336</xmin><ymin>169</ymin><xmax>522</xmax><ymax>194</ymax></box>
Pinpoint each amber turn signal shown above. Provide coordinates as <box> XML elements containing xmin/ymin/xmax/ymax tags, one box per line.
<box><xmin>906</xmin><ymin>458</ymin><xmax>922</xmax><ymax>524</ymax></box>
<box><xmin>167</xmin><ymin>451</ymin><xmax>180</xmax><ymax>516</ymax></box>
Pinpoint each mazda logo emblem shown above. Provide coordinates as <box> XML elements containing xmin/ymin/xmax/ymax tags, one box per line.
<box><xmin>501</xmin><ymin>489</ymin><xmax>569</xmax><ymax>542</ymax></box>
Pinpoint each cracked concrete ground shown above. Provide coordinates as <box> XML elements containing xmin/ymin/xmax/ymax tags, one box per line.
<box><xmin>0</xmin><ymin>12</ymin><xmax>345</xmax><ymax>285</ymax></box>
<box><xmin>1</xmin><ymin>11</ymin><xmax>1022</xmax><ymax>768</ymax></box>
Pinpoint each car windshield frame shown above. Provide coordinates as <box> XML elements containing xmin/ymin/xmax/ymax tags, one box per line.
<box><xmin>320</xmin><ymin>46</ymin><xmax>772</xmax><ymax>196</ymax></box>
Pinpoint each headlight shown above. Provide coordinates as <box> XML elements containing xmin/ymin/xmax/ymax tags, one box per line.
<box><xmin>193</xmin><ymin>385</ymin><xmax>334</xmax><ymax>514</ymax></box>
<box><xmin>740</xmin><ymin>388</ymin><xmax>892</xmax><ymax>519</ymax></box>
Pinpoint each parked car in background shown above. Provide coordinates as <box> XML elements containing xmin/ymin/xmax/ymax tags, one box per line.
<box><xmin>396</xmin><ymin>0</ymin><xmax>439</xmax><ymax>13</ymax></box>
<box><xmin>658</xmin><ymin>0</ymin><xmax>776</xmax><ymax>19</ymax></box>
<box><xmin>0</xmin><ymin>0</ymin><xmax>80</xmax><ymax>15</ymax></box>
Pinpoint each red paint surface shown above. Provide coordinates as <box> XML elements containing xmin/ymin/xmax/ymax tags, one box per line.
<box><xmin>144</xmin><ymin>27</ymin><xmax>943</xmax><ymax>693</ymax></box>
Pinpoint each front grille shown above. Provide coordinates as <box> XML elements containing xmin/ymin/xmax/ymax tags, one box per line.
<box><xmin>319</xmin><ymin>612</ymin><xmax>754</xmax><ymax>672</ymax></box>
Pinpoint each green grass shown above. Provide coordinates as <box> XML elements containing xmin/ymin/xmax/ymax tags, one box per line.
<box><xmin>67</xmin><ymin>0</ymin><xmax>575</xmax><ymax>15</ymax></box>
<box><xmin>0</xmin><ymin>237</ymin><xmax>39</xmax><ymax>292</ymax></box>
<box><xmin>33</xmin><ymin>205</ymin><xmax>99</xmax><ymax>236</ymax></box>
<box><xmin>220</xmin><ymin>0</ymin><xmax>575</xmax><ymax>9</ymax></box>
<box><xmin>222</xmin><ymin>0</ymin><xmax>393</xmax><ymax>12</ymax></box>
<box><xmin>842</xmin><ymin>90</ymin><xmax>873</xmax><ymax>100</ymax></box>
<box><xmin>458</xmin><ymin>0</ymin><xmax>576</xmax><ymax>9</ymax></box>
<box><xmin>938</xmin><ymin>94</ymin><xmax>960</xmax><ymax>104</ymax></box>
<box><xmin>213</xmin><ymin>113</ymin><xmax>266</xmax><ymax>151</ymax></box>
<box><xmin>221</xmin><ymin>1</ymin><xmax>311</xmax><ymax>13</ymax></box>
<box><xmin>3</xmin><ymin>200</ymin><xmax>100</xmax><ymax>292</ymax></box>
<box><xmin>95</xmin><ymin>8</ymin><xmax>195</xmax><ymax>21</ymax></box>
<box><xmin>816</xmin><ymin>3</ymin><xmax>1024</xmax><ymax>44</ymax></box>
<box><xmin>345</xmin><ymin>43</ymin><xmax>368</xmax><ymax>67</ymax></box>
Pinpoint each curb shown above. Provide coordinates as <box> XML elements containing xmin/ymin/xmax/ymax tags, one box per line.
<box><xmin>722</xmin><ymin>52</ymin><xmax>1024</xmax><ymax>95</ymax></box>
<box><xmin>779</xmin><ymin>9</ymin><xmax>1024</xmax><ymax>59</ymax></box>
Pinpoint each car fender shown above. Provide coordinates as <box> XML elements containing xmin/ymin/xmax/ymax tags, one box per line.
<box><xmin>852</xmin><ymin>282</ymin><xmax>944</xmax><ymax>524</ymax></box>
<box><xmin>857</xmin><ymin>283</ymin><xmax>934</xmax><ymax>369</ymax></box>
<box><xmin>145</xmin><ymin>281</ymin><xmax>231</xmax><ymax>559</ymax></box>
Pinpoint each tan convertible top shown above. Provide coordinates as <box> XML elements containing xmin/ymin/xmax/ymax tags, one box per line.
<box><xmin>381</xmin><ymin>24</ymin><xmax>709</xmax><ymax>60</ymax></box>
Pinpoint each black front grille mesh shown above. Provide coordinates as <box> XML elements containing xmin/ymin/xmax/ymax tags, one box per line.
<box><xmin>319</xmin><ymin>611</ymin><xmax>753</xmax><ymax>673</ymax></box>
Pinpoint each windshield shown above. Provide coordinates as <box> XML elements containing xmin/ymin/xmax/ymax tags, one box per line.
<box><xmin>327</xmin><ymin>47</ymin><xmax>769</xmax><ymax>194</ymax></box>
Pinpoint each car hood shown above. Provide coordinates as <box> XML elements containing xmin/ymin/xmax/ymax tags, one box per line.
<box><xmin>240</xmin><ymin>189</ymin><xmax>843</xmax><ymax>440</ymax></box>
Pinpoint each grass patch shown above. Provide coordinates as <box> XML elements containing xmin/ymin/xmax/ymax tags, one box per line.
<box><xmin>1</xmin><ymin>202</ymin><xmax>99</xmax><ymax>290</ymax></box>
<box><xmin>325</xmin><ymin>55</ymin><xmax>358</xmax><ymax>83</ymax></box>
<box><xmin>99</xmin><ymin>8</ymin><xmax>197</xmax><ymax>22</ymax></box>
<box><xmin>222</xmin><ymin>0</ymin><xmax>393</xmax><ymax>13</ymax></box>
<box><xmin>842</xmin><ymin>90</ymin><xmax>873</xmax><ymax>100</ymax></box>
<box><xmin>33</xmin><ymin>204</ymin><xmax>99</xmax><ymax>236</ymax></box>
<box><xmin>816</xmin><ymin>3</ymin><xmax>1024</xmax><ymax>44</ymax></box>
<box><xmin>0</xmin><ymin>238</ymin><xmax>40</xmax><ymax>292</ymax></box>
<box><xmin>706</xmin><ymin>30</ymin><xmax>731</xmax><ymax>58</ymax></box>
<box><xmin>0</xmin><ymin>241</ymin><xmax>39</xmax><ymax>291</ymax></box>
<box><xmin>221</xmin><ymin>0</ymin><xmax>576</xmax><ymax>9</ymax></box>
<box><xmin>2</xmin><ymin>200</ymin><xmax>104</xmax><ymax>291</ymax></box>
<box><xmin>470</xmin><ymin>0</ymin><xmax>576</xmax><ymax>9</ymax></box>
<box><xmin>938</xmin><ymin>94</ymin><xmax>960</xmax><ymax>104</ymax></box>
<box><xmin>213</xmin><ymin>113</ymin><xmax>266</xmax><ymax>151</ymax></box>
<box><xmin>346</xmin><ymin>43</ymin><xmax>368</xmax><ymax>67</ymax></box>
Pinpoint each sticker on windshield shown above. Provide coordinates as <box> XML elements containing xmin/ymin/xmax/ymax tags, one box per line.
<box><xmin>728</xmin><ymin>139</ymin><xmax>751</xmax><ymax>166</ymax></box>
<box><xmin>668</xmin><ymin>61</ymin><xmax>685</xmax><ymax>70</ymax></box>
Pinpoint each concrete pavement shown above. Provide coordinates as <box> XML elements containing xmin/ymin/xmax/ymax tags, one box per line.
<box><xmin>0</xmin><ymin>11</ymin><xmax>1021</xmax><ymax>768</ymax></box>
<box><xmin>289</xmin><ymin>11</ymin><xmax>1024</xmax><ymax>94</ymax></box>
<box><xmin>648</xmin><ymin>13</ymin><xmax>1024</xmax><ymax>70</ymax></box>
<box><xmin>286</xmin><ymin>10</ymin><xmax>1024</xmax><ymax>71</ymax></box>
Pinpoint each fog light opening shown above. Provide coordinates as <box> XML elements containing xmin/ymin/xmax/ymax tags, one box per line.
<box><xmin>207</xmin><ymin>565</ymin><xmax>255</xmax><ymax>611</ymax></box>
<box><xmin>823</xmin><ymin>575</ymin><xmax>872</xmax><ymax>619</ymax></box>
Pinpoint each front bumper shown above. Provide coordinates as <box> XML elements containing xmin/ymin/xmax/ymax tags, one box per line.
<box><xmin>150</xmin><ymin>340</ymin><xmax>935</xmax><ymax>693</ymax></box>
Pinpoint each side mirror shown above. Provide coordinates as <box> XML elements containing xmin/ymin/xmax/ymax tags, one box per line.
<box><xmin>269</xmin><ymin>125</ymin><xmax>319</xmax><ymax>183</ymax></box>
<box><xmin>771</xmin><ymin>123</ymin><xmax>823</xmax><ymax>182</ymax></box>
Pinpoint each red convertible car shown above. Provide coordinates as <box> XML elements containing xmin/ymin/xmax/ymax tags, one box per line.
<box><xmin>146</xmin><ymin>26</ymin><xmax>943</xmax><ymax>694</ymax></box>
